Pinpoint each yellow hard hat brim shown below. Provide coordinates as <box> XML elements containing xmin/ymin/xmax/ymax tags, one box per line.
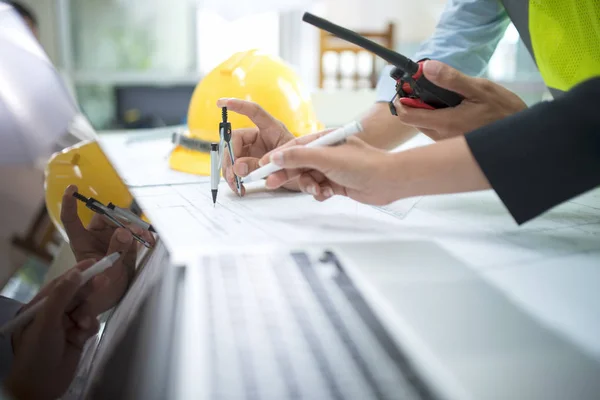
<box><xmin>45</xmin><ymin>140</ymin><xmax>133</xmax><ymax>239</ymax></box>
<box><xmin>168</xmin><ymin>146</ymin><xmax>213</xmax><ymax>176</ymax></box>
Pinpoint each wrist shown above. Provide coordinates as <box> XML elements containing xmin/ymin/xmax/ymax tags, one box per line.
<box><xmin>385</xmin><ymin>136</ymin><xmax>491</xmax><ymax>200</ymax></box>
<box><xmin>384</xmin><ymin>151</ymin><xmax>419</xmax><ymax>201</ymax></box>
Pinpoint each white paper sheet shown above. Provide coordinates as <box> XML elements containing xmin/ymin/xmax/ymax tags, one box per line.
<box><xmin>99</xmin><ymin>130</ymin><xmax>209</xmax><ymax>187</ymax></box>
<box><xmin>130</xmin><ymin>181</ymin><xmax>423</xmax><ymax>264</ymax></box>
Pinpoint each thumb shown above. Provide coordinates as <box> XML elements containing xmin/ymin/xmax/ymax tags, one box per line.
<box><xmin>106</xmin><ymin>228</ymin><xmax>135</xmax><ymax>276</ymax></box>
<box><xmin>107</xmin><ymin>228</ymin><xmax>133</xmax><ymax>256</ymax></box>
<box><xmin>270</xmin><ymin>146</ymin><xmax>336</xmax><ymax>172</ymax></box>
<box><xmin>233</xmin><ymin>157</ymin><xmax>260</xmax><ymax>177</ymax></box>
<box><xmin>422</xmin><ymin>60</ymin><xmax>478</xmax><ymax>97</ymax></box>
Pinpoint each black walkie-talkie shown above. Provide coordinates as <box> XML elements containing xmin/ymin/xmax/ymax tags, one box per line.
<box><xmin>302</xmin><ymin>12</ymin><xmax>464</xmax><ymax>114</ymax></box>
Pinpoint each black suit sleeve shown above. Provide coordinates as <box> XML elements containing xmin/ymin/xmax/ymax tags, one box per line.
<box><xmin>465</xmin><ymin>77</ymin><xmax>600</xmax><ymax>224</ymax></box>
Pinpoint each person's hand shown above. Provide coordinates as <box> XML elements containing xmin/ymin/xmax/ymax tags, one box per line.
<box><xmin>11</xmin><ymin>259</ymin><xmax>107</xmax><ymax>355</ymax></box>
<box><xmin>4</xmin><ymin>270</ymin><xmax>100</xmax><ymax>400</ymax></box>
<box><xmin>393</xmin><ymin>60</ymin><xmax>527</xmax><ymax>140</ymax></box>
<box><xmin>258</xmin><ymin>135</ymin><xmax>398</xmax><ymax>205</ymax></box>
<box><xmin>216</xmin><ymin>98</ymin><xmax>328</xmax><ymax>195</ymax></box>
<box><xmin>60</xmin><ymin>185</ymin><xmax>155</xmax><ymax>318</ymax></box>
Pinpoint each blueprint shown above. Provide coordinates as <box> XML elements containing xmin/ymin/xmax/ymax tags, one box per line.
<box><xmin>130</xmin><ymin>180</ymin><xmax>600</xmax><ymax>360</ymax></box>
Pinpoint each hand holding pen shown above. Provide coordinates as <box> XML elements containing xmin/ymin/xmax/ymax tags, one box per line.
<box><xmin>254</xmin><ymin>133</ymin><xmax>398</xmax><ymax>204</ymax></box>
<box><xmin>71</xmin><ymin>191</ymin><xmax>153</xmax><ymax>248</ymax></box>
<box><xmin>61</xmin><ymin>185</ymin><xmax>156</xmax><ymax>317</ymax></box>
<box><xmin>0</xmin><ymin>253</ymin><xmax>121</xmax><ymax>337</ymax></box>
<box><xmin>216</xmin><ymin>98</ymin><xmax>302</xmax><ymax>196</ymax></box>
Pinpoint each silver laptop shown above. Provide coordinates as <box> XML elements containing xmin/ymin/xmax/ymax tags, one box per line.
<box><xmin>108</xmin><ymin>241</ymin><xmax>600</xmax><ymax>400</ymax></box>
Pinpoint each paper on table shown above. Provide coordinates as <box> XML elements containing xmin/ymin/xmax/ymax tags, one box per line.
<box><xmin>130</xmin><ymin>181</ymin><xmax>419</xmax><ymax>262</ymax></box>
<box><xmin>99</xmin><ymin>131</ymin><xmax>209</xmax><ymax>188</ymax></box>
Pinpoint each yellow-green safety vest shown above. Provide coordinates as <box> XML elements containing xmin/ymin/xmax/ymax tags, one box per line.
<box><xmin>501</xmin><ymin>0</ymin><xmax>600</xmax><ymax>95</ymax></box>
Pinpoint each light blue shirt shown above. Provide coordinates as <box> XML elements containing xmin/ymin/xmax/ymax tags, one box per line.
<box><xmin>376</xmin><ymin>0</ymin><xmax>511</xmax><ymax>102</ymax></box>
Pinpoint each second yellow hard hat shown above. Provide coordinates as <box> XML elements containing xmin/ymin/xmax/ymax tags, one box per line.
<box><xmin>169</xmin><ymin>49</ymin><xmax>323</xmax><ymax>176</ymax></box>
<box><xmin>45</xmin><ymin>140</ymin><xmax>133</xmax><ymax>240</ymax></box>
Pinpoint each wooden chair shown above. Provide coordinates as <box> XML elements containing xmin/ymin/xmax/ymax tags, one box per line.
<box><xmin>319</xmin><ymin>22</ymin><xmax>395</xmax><ymax>90</ymax></box>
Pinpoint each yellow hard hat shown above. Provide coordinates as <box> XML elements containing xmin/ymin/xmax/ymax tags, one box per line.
<box><xmin>169</xmin><ymin>49</ymin><xmax>323</xmax><ymax>176</ymax></box>
<box><xmin>45</xmin><ymin>140</ymin><xmax>133</xmax><ymax>240</ymax></box>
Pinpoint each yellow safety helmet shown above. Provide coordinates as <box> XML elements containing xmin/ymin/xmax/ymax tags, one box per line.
<box><xmin>45</xmin><ymin>140</ymin><xmax>133</xmax><ymax>240</ymax></box>
<box><xmin>169</xmin><ymin>49</ymin><xmax>323</xmax><ymax>176</ymax></box>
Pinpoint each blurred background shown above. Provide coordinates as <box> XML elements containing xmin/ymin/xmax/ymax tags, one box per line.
<box><xmin>19</xmin><ymin>0</ymin><xmax>547</xmax><ymax>130</ymax></box>
<box><xmin>1</xmin><ymin>0</ymin><xmax>548</xmax><ymax>297</ymax></box>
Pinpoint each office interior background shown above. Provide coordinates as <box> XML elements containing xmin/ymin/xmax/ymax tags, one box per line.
<box><xmin>0</xmin><ymin>0</ymin><xmax>547</xmax><ymax>295</ymax></box>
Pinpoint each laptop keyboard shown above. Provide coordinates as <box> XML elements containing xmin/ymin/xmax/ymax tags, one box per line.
<box><xmin>191</xmin><ymin>250</ymin><xmax>434</xmax><ymax>400</ymax></box>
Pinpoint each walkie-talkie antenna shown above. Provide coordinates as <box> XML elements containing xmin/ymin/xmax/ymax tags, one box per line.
<box><xmin>302</xmin><ymin>12</ymin><xmax>418</xmax><ymax>75</ymax></box>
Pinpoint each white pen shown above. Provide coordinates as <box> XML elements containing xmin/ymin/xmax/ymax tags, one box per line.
<box><xmin>241</xmin><ymin>121</ymin><xmax>363</xmax><ymax>184</ymax></box>
<box><xmin>0</xmin><ymin>252</ymin><xmax>121</xmax><ymax>337</ymax></box>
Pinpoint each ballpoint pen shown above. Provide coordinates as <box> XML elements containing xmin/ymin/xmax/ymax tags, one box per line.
<box><xmin>72</xmin><ymin>192</ymin><xmax>152</xmax><ymax>248</ymax></box>
<box><xmin>241</xmin><ymin>121</ymin><xmax>363</xmax><ymax>184</ymax></box>
<box><xmin>107</xmin><ymin>202</ymin><xmax>156</xmax><ymax>233</ymax></box>
<box><xmin>211</xmin><ymin>143</ymin><xmax>219</xmax><ymax>206</ymax></box>
<box><xmin>221</xmin><ymin>107</ymin><xmax>242</xmax><ymax>196</ymax></box>
<box><xmin>0</xmin><ymin>252</ymin><xmax>121</xmax><ymax>337</ymax></box>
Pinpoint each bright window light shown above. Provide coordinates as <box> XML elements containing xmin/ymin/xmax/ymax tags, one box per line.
<box><xmin>196</xmin><ymin>10</ymin><xmax>280</xmax><ymax>75</ymax></box>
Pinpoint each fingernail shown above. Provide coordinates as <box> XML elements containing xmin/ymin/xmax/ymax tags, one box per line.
<box><xmin>258</xmin><ymin>159</ymin><xmax>265</xmax><ymax>167</ymax></box>
<box><xmin>236</xmin><ymin>162</ymin><xmax>248</xmax><ymax>176</ymax></box>
<box><xmin>324</xmin><ymin>187</ymin><xmax>334</xmax><ymax>198</ymax></box>
<box><xmin>424</xmin><ymin>61</ymin><xmax>441</xmax><ymax>78</ymax></box>
<box><xmin>117</xmin><ymin>229</ymin><xmax>131</xmax><ymax>244</ymax></box>
<box><xmin>270</xmin><ymin>152</ymin><xmax>284</xmax><ymax>166</ymax></box>
<box><xmin>265</xmin><ymin>179</ymin><xmax>277</xmax><ymax>190</ymax></box>
<box><xmin>79</xmin><ymin>316</ymin><xmax>91</xmax><ymax>329</ymax></box>
<box><xmin>309</xmin><ymin>185</ymin><xmax>317</xmax><ymax>195</ymax></box>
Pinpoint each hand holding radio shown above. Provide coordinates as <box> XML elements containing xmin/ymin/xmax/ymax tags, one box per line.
<box><xmin>393</xmin><ymin>60</ymin><xmax>528</xmax><ymax>140</ymax></box>
<box><xmin>302</xmin><ymin>12</ymin><xmax>464</xmax><ymax>111</ymax></box>
<box><xmin>302</xmin><ymin>12</ymin><xmax>526</xmax><ymax>140</ymax></box>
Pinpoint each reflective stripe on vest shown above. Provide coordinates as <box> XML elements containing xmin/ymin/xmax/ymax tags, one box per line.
<box><xmin>501</xmin><ymin>0</ymin><xmax>600</xmax><ymax>95</ymax></box>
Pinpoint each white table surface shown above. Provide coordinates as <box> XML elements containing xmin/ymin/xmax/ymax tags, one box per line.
<box><xmin>99</xmin><ymin>129</ymin><xmax>600</xmax><ymax>361</ymax></box>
